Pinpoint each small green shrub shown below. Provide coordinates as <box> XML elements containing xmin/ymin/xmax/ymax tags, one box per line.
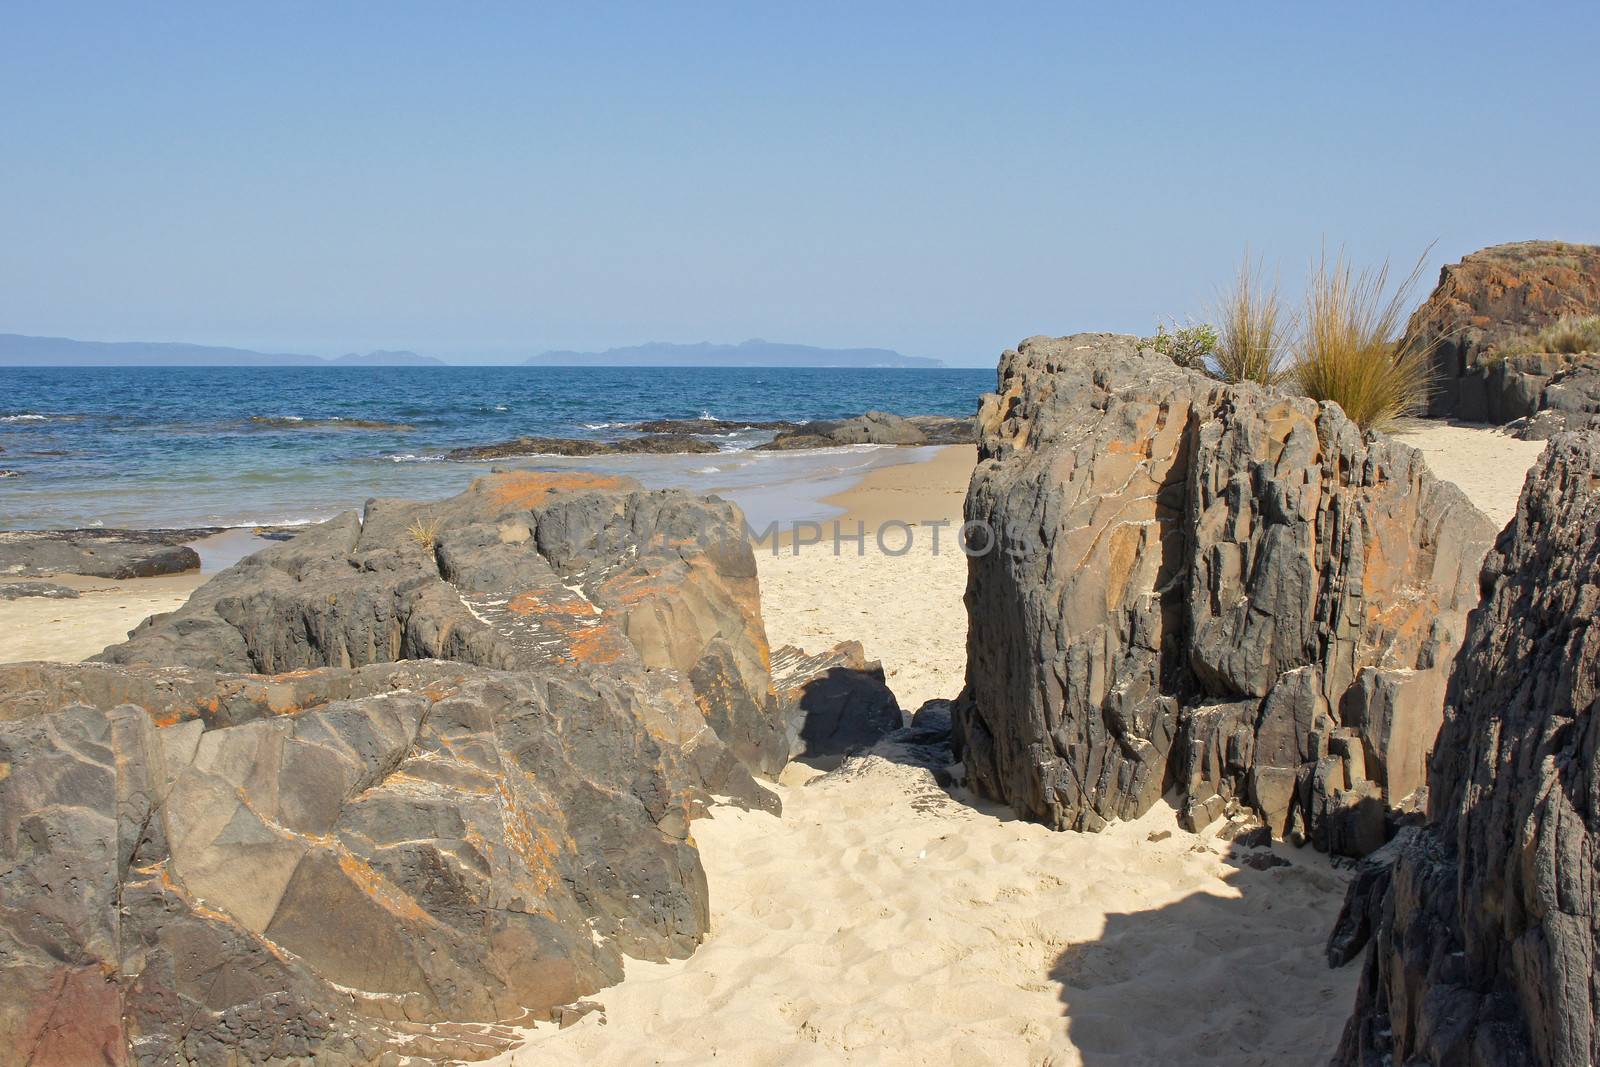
<box><xmin>1215</xmin><ymin>253</ymin><xmax>1289</xmax><ymax>385</ymax></box>
<box><xmin>1143</xmin><ymin>322</ymin><xmax>1219</xmax><ymax>371</ymax></box>
<box><xmin>1290</xmin><ymin>248</ymin><xmax>1434</xmax><ymax>433</ymax></box>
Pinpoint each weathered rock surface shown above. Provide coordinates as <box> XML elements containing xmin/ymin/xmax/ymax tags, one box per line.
<box><xmin>0</xmin><ymin>470</ymin><xmax>793</xmax><ymax>1064</ymax></box>
<box><xmin>954</xmin><ymin>334</ymin><xmax>1496</xmax><ymax>854</ymax></box>
<box><xmin>1329</xmin><ymin>431</ymin><xmax>1600</xmax><ymax>1066</ymax></box>
<box><xmin>0</xmin><ymin>528</ymin><xmax>210</xmax><ymax>578</ymax></box>
<box><xmin>0</xmin><ymin>580</ymin><xmax>79</xmax><ymax>599</ymax></box>
<box><xmin>1403</xmin><ymin>240</ymin><xmax>1600</xmax><ymax>425</ymax></box>
<box><xmin>444</xmin><ymin>433</ymin><xmax>721</xmax><ymax>460</ymax></box>
<box><xmin>771</xmin><ymin>640</ymin><xmax>903</xmax><ymax>761</ymax></box>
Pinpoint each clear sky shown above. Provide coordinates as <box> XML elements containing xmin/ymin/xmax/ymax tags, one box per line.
<box><xmin>3</xmin><ymin>3</ymin><xmax>1596</xmax><ymax>366</ymax></box>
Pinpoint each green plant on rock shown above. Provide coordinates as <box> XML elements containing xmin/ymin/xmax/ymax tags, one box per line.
<box><xmin>1143</xmin><ymin>322</ymin><xmax>1219</xmax><ymax>371</ymax></box>
<box><xmin>1215</xmin><ymin>252</ymin><xmax>1290</xmax><ymax>385</ymax></box>
<box><xmin>1290</xmin><ymin>247</ymin><xmax>1435</xmax><ymax>433</ymax></box>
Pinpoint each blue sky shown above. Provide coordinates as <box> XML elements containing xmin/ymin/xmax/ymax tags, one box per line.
<box><xmin>3</xmin><ymin>3</ymin><xmax>1596</xmax><ymax>366</ymax></box>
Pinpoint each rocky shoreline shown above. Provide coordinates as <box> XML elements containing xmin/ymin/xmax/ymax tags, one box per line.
<box><xmin>444</xmin><ymin>411</ymin><xmax>974</xmax><ymax>460</ymax></box>
<box><xmin>2</xmin><ymin>315</ymin><xmax>1597</xmax><ymax>1064</ymax></box>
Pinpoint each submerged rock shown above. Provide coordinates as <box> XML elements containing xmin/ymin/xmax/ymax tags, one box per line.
<box><xmin>954</xmin><ymin>334</ymin><xmax>1495</xmax><ymax>854</ymax></box>
<box><xmin>1329</xmin><ymin>431</ymin><xmax>1600</xmax><ymax>1066</ymax></box>
<box><xmin>0</xmin><ymin>470</ymin><xmax>791</xmax><ymax>1063</ymax></box>
<box><xmin>445</xmin><ymin>432</ymin><xmax>721</xmax><ymax>459</ymax></box>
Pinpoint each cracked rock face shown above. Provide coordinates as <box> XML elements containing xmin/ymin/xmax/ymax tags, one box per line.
<box><xmin>0</xmin><ymin>471</ymin><xmax>790</xmax><ymax>1065</ymax></box>
<box><xmin>954</xmin><ymin>334</ymin><xmax>1496</xmax><ymax>854</ymax></box>
<box><xmin>1329</xmin><ymin>431</ymin><xmax>1600</xmax><ymax>1067</ymax></box>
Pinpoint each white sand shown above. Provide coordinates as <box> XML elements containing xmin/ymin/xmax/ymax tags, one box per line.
<box><xmin>494</xmin><ymin>444</ymin><xmax>1366</xmax><ymax>1066</ymax></box>
<box><xmin>1393</xmin><ymin>420</ymin><xmax>1548</xmax><ymax>528</ymax></box>
<box><xmin>0</xmin><ymin>573</ymin><xmax>203</xmax><ymax>663</ymax></box>
<box><xmin>496</xmin><ymin>764</ymin><xmax>1357</xmax><ymax>1067</ymax></box>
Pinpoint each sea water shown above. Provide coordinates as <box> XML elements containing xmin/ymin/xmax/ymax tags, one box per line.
<box><xmin>0</xmin><ymin>365</ymin><xmax>992</xmax><ymax>530</ymax></box>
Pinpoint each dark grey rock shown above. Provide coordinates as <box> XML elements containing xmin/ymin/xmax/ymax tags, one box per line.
<box><xmin>1330</xmin><ymin>431</ymin><xmax>1600</xmax><ymax>1067</ymax></box>
<box><xmin>445</xmin><ymin>433</ymin><xmax>721</xmax><ymax>460</ymax></box>
<box><xmin>0</xmin><ymin>581</ymin><xmax>78</xmax><ymax>599</ymax></box>
<box><xmin>954</xmin><ymin>334</ymin><xmax>1495</xmax><ymax>856</ymax></box>
<box><xmin>631</xmin><ymin>418</ymin><xmax>796</xmax><ymax>434</ymax></box>
<box><xmin>0</xmin><ymin>469</ymin><xmax>791</xmax><ymax>1063</ymax></box>
<box><xmin>0</xmin><ymin>528</ymin><xmax>210</xmax><ymax>578</ymax></box>
<box><xmin>771</xmin><ymin>640</ymin><xmax>903</xmax><ymax>761</ymax></box>
<box><xmin>759</xmin><ymin>411</ymin><xmax>928</xmax><ymax>450</ymax></box>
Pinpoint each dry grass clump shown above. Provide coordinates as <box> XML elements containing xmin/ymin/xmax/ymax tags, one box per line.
<box><xmin>1533</xmin><ymin>314</ymin><xmax>1600</xmax><ymax>354</ymax></box>
<box><xmin>1290</xmin><ymin>248</ymin><xmax>1434</xmax><ymax>432</ymax></box>
<box><xmin>406</xmin><ymin>513</ymin><xmax>444</xmax><ymax>551</ymax></box>
<box><xmin>1215</xmin><ymin>253</ymin><xmax>1290</xmax><ymax>385</ymax></box>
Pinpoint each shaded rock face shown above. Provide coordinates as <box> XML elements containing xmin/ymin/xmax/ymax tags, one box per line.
<box><xmin>954</xmin><ymin>335</ymin><xmax>1496</xmax><ymax>854</ymax></box>
<box><xmin>771</xmin><ymin>640</ymin><xmax>904</xmax><ymax>762</ymax></box>
<box><xmin>1329</xmin><ymin>432</ymin><xmax>1600</xmax><ymax>1067</ymax></box>
<box><xmin>0</xmin><ymin>471</ymin><xmax>792</xmax><ymax>1064</ymax></box>
<box><xmin>1403</xmin><ymin>240</ymin><xmax>1600</xmax><ymax>424</ymax></box>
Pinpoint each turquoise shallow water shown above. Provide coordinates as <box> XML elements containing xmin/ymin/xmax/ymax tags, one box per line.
<box><xmin>0</xmin><ymin>365</ymin><xmax>991</xmax><ymax>530</ymax></box>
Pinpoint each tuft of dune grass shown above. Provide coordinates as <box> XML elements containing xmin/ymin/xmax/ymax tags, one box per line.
<box><xmin>1291</xmin><ymin>247</ymin><xmax>1434</xmax><ymax>433</ymax></box>
<box><xmin>1215</xmin><ymin>251</ymin><xmax>1290</xmax><ymax>386</ymax></box>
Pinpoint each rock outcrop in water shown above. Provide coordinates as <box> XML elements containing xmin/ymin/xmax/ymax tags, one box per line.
<box><xmin>0</xmin><ymin>471</ymin><xmax>793</xmax><ymax>1064</ymax></box>
<box><xmin>757</xmin><ymin>412</ymin><xmax>974</xmax><ymax>450</ymax></box>
<box><xmin>954</xmin><ymin>334</ymin><xmax>1496</xmax><ymax>854</ymax></box>
<box><xmin>1328</xmin><ymin>431</ymin><xmax>1600</xmax><ymax>1066</ymax></box>
<box><xmin>1406</xmin><ymin>240</ymin><xmax>1600</xmax><ymax>433</ymax></box>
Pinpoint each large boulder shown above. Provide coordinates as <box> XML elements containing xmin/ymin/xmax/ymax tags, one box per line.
<box><xmin>1403</xmin><ymin>240</ymin><xmax>1600</xmax><ymax>423</ymax></box>
<box><xmin>0</xmin><ymin>470</ymin><xmax>790</xmax><ymax>1064</ymax></box>
<box><xmin>1328</xmin><ymin>431</ymin><xmax>1600</xmax><ymax>1067</ymax></box>
<box><xmin>953</xmin><ymin>335</ymin><xmax>1496</xmax><ymax>853</ymax></box>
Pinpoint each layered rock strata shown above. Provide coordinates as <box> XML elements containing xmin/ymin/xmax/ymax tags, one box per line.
<box><xmin>1328</xmin><ymin>431</ymin><xmax>1600</xmax><ymax>1066</ymax></box>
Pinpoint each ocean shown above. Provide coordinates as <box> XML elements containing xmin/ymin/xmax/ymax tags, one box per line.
<box><xmin>0</xmin><ymin>365</ymin><xmax>993</xmax><ymax>531</ymax></box>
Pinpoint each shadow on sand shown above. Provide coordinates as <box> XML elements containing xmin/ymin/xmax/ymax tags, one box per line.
<box><xmin>1049</xmin><ymin>839</ymin><xmax>1360</xmax><ymax>1065</ymax></box>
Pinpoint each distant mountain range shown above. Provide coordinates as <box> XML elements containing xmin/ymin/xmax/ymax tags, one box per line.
<box><xmin>0</xmin><ymin>333</ymin><xmax>445</xmax><ymax>367</ymax></box>
<box><xmin>525</xmin><ymin>339</ymin><xmax>944</xmax><ymax>368</ymax></box>
<box><xmin>0</xmin><ymin>333</ymin><xmax>944</xmax><ymax>369</ymax></box>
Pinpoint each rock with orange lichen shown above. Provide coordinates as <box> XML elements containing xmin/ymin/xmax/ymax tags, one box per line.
<box><xmin>0</xmin><ymin>472</ymin><xmax>791</xmax><ymax>1064</ymax></box>
<box><xmin>953</xmin><ymin>334</ymin><xmax>1497</xmax><ymax>855</ymax></box>
<box><xmin>1402</xmin><ymin>240</ymin><xmax>1600</xmax><ymax>427</ymax></box>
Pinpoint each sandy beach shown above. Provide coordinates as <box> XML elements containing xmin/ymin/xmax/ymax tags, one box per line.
<box><xmin>0</xmin><ymin>423</ymin><xmax>1552</xmax><ymax>1065</ymax></box>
